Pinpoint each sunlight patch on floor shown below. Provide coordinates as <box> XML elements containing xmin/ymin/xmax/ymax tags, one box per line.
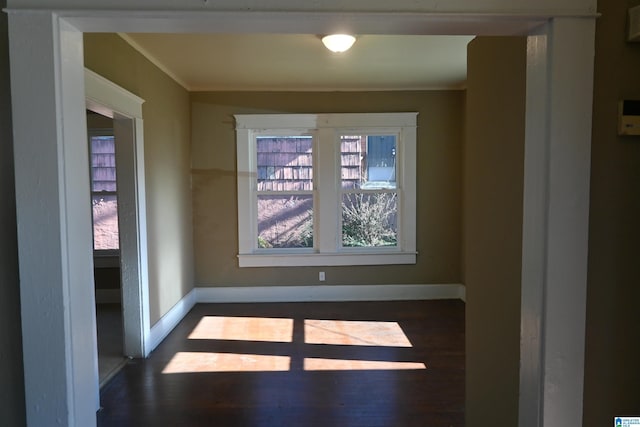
<box><xmin>305</xmin><ymin>320</ymin><xmax>413</xmax><ymax>347</ymax></box>
<box><xmin>304</xmin><ymin>357</ymin><xmax>426</xmax><ymax>371</ymax></box>
<box><xmin>164</xmin><ymin>316</ymin><xmax>425</xmax><ymax>374</ymax></box>
<box><xmin>162</xmin><ymin>352</ymin><xmax>291</xmax><ymax>373</ymax></box>
<box><xmin>188</xmin><ymin>316</ymin><xmax>294</xmax><ymax>343</ymax></box>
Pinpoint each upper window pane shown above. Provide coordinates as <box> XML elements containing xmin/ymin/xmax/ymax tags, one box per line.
<box><xmin>89</xmin><ymin>134</ymin><xmax>119</xmax><ymax>250</ymax></box>
<box><xmin>341</xmin><ymin>135</ymin><xmax>397</xmax><ymax>190</ymax></box>
<box><xmin>90</xmin><ymin>135</ymin><xmax>117</xmax><ymax>192</ymax></box>
<box><xmin>257</xmin><ymin>136</ymin><xmax>313</xmax><ymax>192</ymax></box>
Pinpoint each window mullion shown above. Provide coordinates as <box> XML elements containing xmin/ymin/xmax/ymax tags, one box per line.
<box><xmin>236</xmin><ymin>128</ymin><xmax>255</xmax><ymax>253</ymax></box>
<box><xmin>316</xmin><ymin>127</ymin><xmax>338</xmax><ymax>253</ymax></box>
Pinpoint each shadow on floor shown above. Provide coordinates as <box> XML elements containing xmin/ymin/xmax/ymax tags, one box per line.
<box><xmin>98</xmin><ymin>300</ymin><xmax>465</xmax><ymax>427</ymax></box>
<box><xmin>96</xmin><ymin>303</ymin><xmax>127</xmax><ymax>388</ymax></box>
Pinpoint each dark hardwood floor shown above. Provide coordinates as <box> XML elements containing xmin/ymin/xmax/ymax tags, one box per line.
<box><xmin>97</xmin><ymin>300</ymin><xmax>464</xmax><ymax>427</ymax></box>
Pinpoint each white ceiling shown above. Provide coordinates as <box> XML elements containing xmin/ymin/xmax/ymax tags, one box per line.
<box><xmin>121</xmin><ymin>33</ymin><xmax>475</xmax><ymax>92</ymax></box>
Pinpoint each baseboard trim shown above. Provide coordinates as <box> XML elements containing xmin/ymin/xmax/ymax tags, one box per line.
<box><xmin>148</xmin><ymin>288</ymin><xmax>197</xmax><ymax>353</ymax></box>
<box><xmin>145</xmin><ymin>284</ymin><xmax>464</xmax><ymax>354</ymax></box>
<box><xmin>196</xmin><ymin>284</ymin><xmax>465</xmax><ymax>303</ymax></box>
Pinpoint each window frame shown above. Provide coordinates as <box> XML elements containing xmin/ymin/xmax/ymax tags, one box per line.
<box><xmin>338</xmin><ymin>131</ymin><xmax>401</xmax><ymax>251</ymax></box>
<box><xmin>235</xmin><ymin>112</ymin><xmax>417</xmax><ymax>267</ymax></box>
<box><xmin>254</xmin><ymin>130</ymin><xmax>317</xmax><ymax>253</ymax></box>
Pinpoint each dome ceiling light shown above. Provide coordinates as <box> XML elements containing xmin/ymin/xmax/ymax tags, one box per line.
<box><xmin>321</xmin><ymin>34</ymin><xmax>357</xmax><ymax>53</ymax></box>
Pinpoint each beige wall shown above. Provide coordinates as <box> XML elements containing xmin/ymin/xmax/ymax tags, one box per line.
<box><xmin>84</xmin><ymin>34</ymin><xmax>194</xmax><ymax>324</ymax></box>
<box><xmin>0</xmin><ymin>0</ymin><xmax>26</xmax><ymax>424</ymax></box>
<box><xmin>191</xmin><ymin>91</ymin><xmax>463</xmax><ymax>287</ymax></box>
<box><xmin>584</xmin><ymin>0</ymin><xmax>640</xmax><ymax>424</ymax></box>
<box><xmin>464</xmin><ymin>36</ymin><xmax>526</xmax><ymax>426</ymax></box>
<box><xmin>87</xmin><ymin>110</ymin><xmax>113</xmax><ymax>129</ymax></box>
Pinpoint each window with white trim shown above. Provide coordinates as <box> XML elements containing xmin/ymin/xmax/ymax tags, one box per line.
<box><xmin>235</xmin><ymin>113</ymin><xmax>417</xmax><ymax>267</ymax></box>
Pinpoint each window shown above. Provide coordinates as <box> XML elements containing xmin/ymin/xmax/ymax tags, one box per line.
<box><xmin>340</xmin><ymin>134</ymin><xmax>398</xmax><ymax>248</ymax></box>
<box><xmin>235</xmin><ymin>113</ymin><xmax>417</xmax><ymax>267</ymax></box>
<box><xmin>89</xmin><ymin>131</ymin><xmax>119</xmax><ymax>252</ymax></box>
<box><xmin>256</xmin><ymin>134</ymin><xmax>314</xmax><ymax>249</ymax></box>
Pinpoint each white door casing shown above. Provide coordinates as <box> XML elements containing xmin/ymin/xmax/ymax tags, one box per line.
<box><xmin>85</xmin><ymin>69</ymin><xmax>150</xmax><ymax>360</ymax></box>
<box><xmin>6</xmin><ymin>8</ymin><xmax>596</xmax><ymax>427</ymax></box>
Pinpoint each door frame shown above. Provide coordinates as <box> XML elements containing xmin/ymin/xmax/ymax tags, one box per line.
<box><xmin>7</xmin><ymin>8</ymin><xmax>596</xmax><ymax>427</ymax></box>
<box><xmin>85</xmin><ymin>69</ymin><xmax>150</xmax><ymax>360</ymax></box>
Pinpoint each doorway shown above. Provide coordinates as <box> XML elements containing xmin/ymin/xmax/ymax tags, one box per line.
<box><xmin>85</xmin><ymin>68</ymin><xmax>151</xmax><ymax>368</ymax></box>
<box><xmin>8</xmin><ymin>10</ymin><xmax>596</xmax><ymax>427</ymax></box>
<box><xmin>86</xmin><ymin>110</ymin><xmax>127</xmax><ymax>386</ymax></box>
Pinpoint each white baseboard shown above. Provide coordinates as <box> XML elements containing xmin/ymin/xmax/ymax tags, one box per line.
<box><xmin>145</xmin><ymin>284</ymin><xmax>464</xmax><ymax>354</ymax></box>
<box><xmin>95</xmin><ymin>289</ymin><xmax>121</xmax><ymax>304</ymax></box>
<box><xmin>148</xmin><ymin>288</ymin><xmax>197</xmax><ymax>352</ymax></box>
<box><xmin>196</xmin><ymin>284</ymin><xmax>465</xmax><ymax>303</ymax></box>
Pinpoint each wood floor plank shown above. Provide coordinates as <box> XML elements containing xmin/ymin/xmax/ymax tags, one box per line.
<box><xmin>98</xmin><ymin>300</ymin><xmax>464</xmax><ymax>427</ymax></box>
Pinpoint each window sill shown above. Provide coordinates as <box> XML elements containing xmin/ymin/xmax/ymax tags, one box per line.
<box><xmin>237</xmin><ymin>252</ymin><xmax>417</xmax><ymax>267</ymax></box>
<box><xmin>93</xmin><ymin>251</ymin><xmax>120</xmax><ymax>268</ymax></box>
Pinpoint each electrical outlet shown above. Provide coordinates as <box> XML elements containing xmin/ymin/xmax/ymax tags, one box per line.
<box><xmin>319</xmin><ymin>271</ymin><xmax>325</xmax><ymax>281</ymax></box>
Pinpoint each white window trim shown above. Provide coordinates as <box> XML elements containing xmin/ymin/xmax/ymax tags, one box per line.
<box><xmin>235</xmin><ymin>112</ymin><xmax>417</xmax><ymax>267</ymax></box>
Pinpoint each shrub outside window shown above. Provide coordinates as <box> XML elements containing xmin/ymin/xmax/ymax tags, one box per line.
<box><xmin>235</xmin><ymin>113</ymin><xmax>417</xmax><ymax>267</ymax></box>
<box><xmin>340</xmin><ymin>134</ymin><xmax>398</xmax><ymax>248</ymax></box>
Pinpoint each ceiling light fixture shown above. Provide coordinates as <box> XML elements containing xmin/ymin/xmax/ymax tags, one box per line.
<box><xmin>321</xmin><ymin>34</ymin><xmax>357</xmax><ymax>53</ymax></box>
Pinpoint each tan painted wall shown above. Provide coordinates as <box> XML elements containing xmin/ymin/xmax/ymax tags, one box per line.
<box><xmin>84</xmin><ymin>34</ymin><xmax>194</xmax><ymax>324</ymax></box>
<box><xmin>464</xmin><ymin>36</ymin><xmax>526</xmax><ymax>426</ymax></box>
<box><xmin>0</xmin><ymin>1</ymin><xmax>26</xmax><ymax>424</ymax></box>
<box><xmin>583</xmin><ymin>1</ymin><xmax>640</xmax><ymax>425</ymax></box>
<box><xmin>87</xmin><ymin>110</ymin><xmax>112</xmax><ymax>129</ymax></box>
<box><xmin>191</xmin><ymin>91</ymin><xmax>464</xmax><ymax>287</ymax></box>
